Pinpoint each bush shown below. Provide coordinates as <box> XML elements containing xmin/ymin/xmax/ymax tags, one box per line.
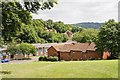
<box><xmin>0</xmin><ymin>71</ymin><xmax>11</xmax><ymax>74</ymax></box>
<box><xmin>48</xmin><ymin>56</ymin><xmax>53</xmax><ymax>61</ymax></box>
<box><xmin>14</xmin><ymin>58</ymin><xmax>31</xmax><ymax>60</ymax></box>
<box><xmin>48</xmin><ymin>56</ymin><xmax>58</xmax><ymax>61</ymax></box>
<box><xmin>89</xmin><ymin>57</ymin><xmax>96</xmax><ymax>60</ymax></box>
<box><xmin>97</xmin><ymin>58</ymin><xmax>101</xmax><ymax>60</ymax></box>
<box><xmin>53</xmin><ymin>56</ymin><xmax>58</xmax><ymax>61</ymax></box>
<box><xmin>39</xmin><ymin>56</ymin><xmax>47</xmax><ymax>61</ymax></box>
<box><xmin>38</xmin><ymin>56</ymin><xmax>59</xmax><ymax>61</ymax></box>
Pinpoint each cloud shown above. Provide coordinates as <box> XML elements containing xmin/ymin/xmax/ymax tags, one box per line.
<box><xmin>32</xmin><ymin>0</ymin><xmax>119</xmax><ymax>24</ymax></box>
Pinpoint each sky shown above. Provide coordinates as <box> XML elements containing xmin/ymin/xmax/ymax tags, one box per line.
<box><xmin>32</xmin><ymin>0</ymin><xmax>119</xmax><ymax>24</ymax></box>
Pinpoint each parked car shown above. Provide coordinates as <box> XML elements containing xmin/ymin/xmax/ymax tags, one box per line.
<box><xmin>1</xmin><ymin>59</ymin><xmax>10</xmax><ymax>63</ymax></box>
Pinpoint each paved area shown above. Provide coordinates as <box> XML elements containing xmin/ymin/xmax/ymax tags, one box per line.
<box><xmin>1</xmin><ymin>56</ymin><xmax>39</xmax><ymax>64</ymax></box>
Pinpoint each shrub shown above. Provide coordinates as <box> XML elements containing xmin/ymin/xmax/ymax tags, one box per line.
<box><xmin>39</xmin><ymin>56</ymin><xmax>47</xmax><ymax>61</ymax></box>
<box><xmin>38</xmin><ymin>56</ymin><xmax>58</xmax><ymax>61</ymax></box>
<box><xmin>89</xmin><ymin>58</ymin><xmax>96</xmax><ymax>60</ymax></box>
<box><xmin>97</xmin><ymin>58</ymin><xmax>101</xmax><ymax>60</ymax></box>
<box><xmin>48</xmin><ymin>56</ymin><xmax>58</xmax><ymax>61</ymax></box>
<box><xmin>44</xmin><ymin>56</ymin><xmax>47</xmax><ymax>61</ymax></box>
<box><xmin>48</xmin><ymin>56</ymin><xmax>53</xmax><ymax>61</ymax></box>
<box><xmin>39</xmin><ymin>56</ymin><xmax>44</xmax><ymax>61</ymax></box>
<box><xmin>53</xmin><ymin>56</ymin><xmax>58</xmax><ymax>61</ymax></box>
<box><xmin>0</xmin><ymin>71</ymin><xmax>11</xmax><ymax>74</ymax></box>
<box><xmin>14</xmin><ymin>58</ymin><xmax>31</xmax><ymax>60</ymax></box>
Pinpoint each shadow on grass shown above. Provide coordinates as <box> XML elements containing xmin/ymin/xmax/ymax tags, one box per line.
<box><xmin>0</xmin><ymin>71</ymin><xmax>11</xmax><ymax>74</ymax></box>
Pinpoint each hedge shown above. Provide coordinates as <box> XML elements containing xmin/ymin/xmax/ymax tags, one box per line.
<box><xmin>39</xmin><ymin>56</ymin><xmax>58</xmax><ymax>61</ymax></box>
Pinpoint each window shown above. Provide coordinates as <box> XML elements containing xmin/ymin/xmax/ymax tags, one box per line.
<box><xmin>39</xmin><ymin>48</ymin><xmax>42</xmax><ymax>54</ymax></box>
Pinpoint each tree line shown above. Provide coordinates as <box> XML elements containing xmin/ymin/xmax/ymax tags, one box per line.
<box><xmin>1</xmin><ymin>1</ymin><xmax>73</xmax><ymax>44</ymax></box>
<box><xmin>72</xmin><ymin>19</ymin><xmax>120</xmax><ymax>58</ymax></box>
<box><xmin>72</xmin><ymin>22</ymin><xmax>103</xmax><ymax>29</ymax></box>
<box><xmin>2</xmin><ymin>18</ymin><xmax>83</xmax><ymax>44</ymax></box>
<box><xmin>1</xmin><ymin>1</ymin><xmax>120</xmax><ymax>59</ymax></box>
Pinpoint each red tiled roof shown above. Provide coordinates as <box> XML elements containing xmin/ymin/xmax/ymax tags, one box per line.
<box><xmin>87</xmin><ymin>42</ymin><xmax>96</xmax><ymax>51</ymax></box>
<box><xmin>52</xmin><ymin>44</ymin><xmax>64</xmax><ymax>51</ymax></box>
<box><xmin>52</xmin><ymin>43</ymin><xmax>96</xmax><ymax>52</ymax></box>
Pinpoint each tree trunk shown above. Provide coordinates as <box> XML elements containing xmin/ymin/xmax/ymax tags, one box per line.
<box><xmin>23</xmin><ymin>54</ymin><xmax>25</xmax><ymax>59</ymax></box>
<box><xmin>28</xmin><ymin>54</ymin><xmax>30</xmax><ymax>58</ymax></box>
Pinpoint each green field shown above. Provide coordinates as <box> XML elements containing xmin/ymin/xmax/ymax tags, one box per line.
<box><xmin>1</xmin><ymin>60</ymin><xmax>118</xmax><ymax>78</ymax></box>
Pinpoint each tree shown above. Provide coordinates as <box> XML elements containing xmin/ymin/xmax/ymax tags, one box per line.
<box><xmin>23</xmin><ymin>0</ymin><xmax>58</xmax><ymax>13</ymax></box>
<box><xmin>96</xmin><ymin>19</ymin><xmax>120</xmax><ymax>58</ymax></box>
<box><xmin>62</xmin><ymin>34</ymin><xmax>69</xmax><ymax>42</ymax></box>
<box><xmin>18</xmin><ymin>24</ymin><xmax>45</xmax><ymax>43</ymax></box>
<box><xmin>72</xmin><ymin>28</ymin><xmax>98</xmax><ymax>43</ymax></box>
<box><xmin>7</xmin><ymin>41</ymin><xmax>18</xmax><ymax>57</ymax></box>
<box><xmin>53</xmin><ymin>21</ymin><xmax>72</xmax><ymax>33</ymax></box>
<box><xmin>45</xmin><ymin>19</ymin><xmax>54</xmax><ymax>29</ymax></box>
<box><xmin>6</xmin><ymin>41</ymin><xmax>36</xmax><ymax>59</ymax></box>
<box><xmin>18</xmin><ymin>42</ymin><xmax>36</xmax><ymax>58</ymax></box>
<box><xmin>2</xmin><ymin>2</ymin><xmax>32</xmax><ymax>43</ymax></box>
<box><xmin>2</xmin><ymin>0</ymin><xmax>58</xmax><ymax>43</ymax></box>
<box><xmin>71</xmin><ymin>26</ymin><xmax>82</xmax><ymax>33</ymax></box>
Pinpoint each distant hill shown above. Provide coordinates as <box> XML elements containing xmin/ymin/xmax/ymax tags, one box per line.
<box><xmin>72</xmin><ymin>22</ymin><xmax>104</xmax><ymax>29</ymax></box>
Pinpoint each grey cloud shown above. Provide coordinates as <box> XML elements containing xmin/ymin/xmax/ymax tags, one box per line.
<box><xmin>33</xmin><ymin>0</ymin><xmax>119</xmax><ymax>24</ymax></box>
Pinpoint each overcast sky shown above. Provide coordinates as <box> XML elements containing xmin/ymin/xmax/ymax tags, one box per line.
<box><xmin>32</xmin><ymin>0</ymin><xmax>119</xmax><ymax>24</ymax></box>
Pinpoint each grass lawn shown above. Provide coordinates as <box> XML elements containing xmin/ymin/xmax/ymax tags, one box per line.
<box><xmin>1</xmin><ymin>60</ymin><xmax>118</xmax><ymax>78</ymax></box>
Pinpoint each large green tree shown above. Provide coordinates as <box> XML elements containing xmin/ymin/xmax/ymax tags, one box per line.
<box><xmin>18</xmin><ymin>42</ymin><xmax>36</xmax><ymax>58</ymax></box>
<box><xmin>17</xmin><ymin>19</ymin><xmax>47</xmax><ymax>43</ymax></box>
<box><xmin>6</xmin><ymin>41</ymin><xmax>36</xmax><ymax>59</ymax></box>
<box><xmin>72</xmin><ymin>28</ymin><xmax>98</xmax><ymax>43</ymax></box>
<box><xmin>7</xmin><ymin>41</ymin><xmax>18</xmax><ymax>56</ymax></box>
<box><xmin>71</xmin><ymin>26</ymin><xmax>82</xmax><ymax>33</ymax></box>
<box><xmin>17</xmin><ymin>19</ymin><xmax>69</xmax><ymax>43</ymax></box>
<box><xmin>18</xmin><ymin>24</ymin><xmax>44</xmax><ymax>43</ymax></box>
<box><xmin>2</xmin><ymin>0</ymin><xmax>57</xmax><ymax>43</ymax></box>
<box><xmin>96</xmin><ymin>19</ymin><xmax>120</xmax><ymax>58</ymax></box>
<box><xmin>53</xmin><ymin>21</ymin><xmax>72</xmax><ymax>33</ymax></box>
<box><xmin>40</xmin><ymin>31</ymin><xmax>68</xmax><ymax>43</ymax></box>
<box><xmin>45</xmin><ymin>19</ymin><xmax>54</xmax><ymax>29</ymax></box>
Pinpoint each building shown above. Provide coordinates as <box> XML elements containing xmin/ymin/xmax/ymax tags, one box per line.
<box><xmin>32</xmin><ymin>43</ymin><xmax>58</xmax><ymax>56</ymax></box>
<box><xmin>0</xmin><ymin>48</ymin><xmax>33</xmax><ymax>60</ymax></box>
<box><xmin>0</xmin><ymin>42</ymin><xmax>77</xmax><ymax>60</ymax></box>
<box><xmin>102</xmin><ymin>50</ymin><xmax>111</xmax><ymax>59</ymax></box>
<box><xmin>32</xmin><ymin>41</ymin><xmax>77</xmax><ymax>56</ymax></box>
<box><xmin>0</xmin><ymin>48</ymin><xmax>10</xmax><ymax>60</ymax></box>
<box><xmin>64</xmin><ymin>30</ymin><xmax>73</xmax><ymax>38</ymax></box>
<box><xmin>48</xmin><ymin>43</ymin><xmax>101</xmax><ymax>61</ymax></box>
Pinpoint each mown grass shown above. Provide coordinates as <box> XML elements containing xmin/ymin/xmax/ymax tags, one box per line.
<box><xmin>1</xmin><ymin>60</ymin><xmax>118</xmax><ymax>78</ymax></box>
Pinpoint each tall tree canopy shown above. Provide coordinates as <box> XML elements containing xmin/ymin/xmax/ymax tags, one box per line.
<box><xmin>71</xmin><ymin>26</ymin><xmax>82</xmax><ymax>33</ymax></box>
<box><xmin>96</xmin><ymin>19</ymin><xmax>120</xmax><ymax>58</ymax></box>
<box><xmin>2</xmin><ymin>0</ymin><xmax>58</xmax><ymax>43</ymax></box>
<box><xmin>72</xmin><ymin>28</ymin><xmax>98</xmax><ymax>43</ymax></box>
<box><xmin>17</xmin><ymin>19</ymin><xmax>69</xmax><ymax>43</ymax></box>
<box><xmin>53</xmin><ymin>21</ymin><xmax>72</xmax><ymax>33</ymax></box>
